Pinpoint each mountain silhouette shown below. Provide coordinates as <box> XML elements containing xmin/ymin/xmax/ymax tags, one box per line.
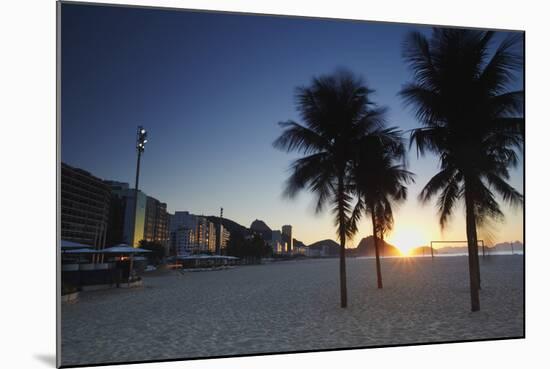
<box><xmin>307</xmin><ymin>239</ymin><xmax>340</xmax><ymax>256</ymax></box>
<box><xmin>356</xmin><ymin>236</ymin><xmax>401</xmax><ymax>257</ymax></box>
<box><xmin>206</xmin><ymin>216</ymin><xmax>249</xmax><ymax>236</ymax></box>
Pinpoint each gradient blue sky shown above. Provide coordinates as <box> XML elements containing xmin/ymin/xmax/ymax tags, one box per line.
<box><xmin>61</xmin><ymin>3</ymin><xmax>524</xmax><ymax>249</ymax></box>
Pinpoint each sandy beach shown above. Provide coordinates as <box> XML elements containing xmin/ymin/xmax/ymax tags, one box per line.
<box><xmin>61</xmin><ymin>255</ymin><xmax>524</xmax><ymax>366</ymax></box>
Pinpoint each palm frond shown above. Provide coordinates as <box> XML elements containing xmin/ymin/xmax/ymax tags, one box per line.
<box><xmin>489</xmin><ymin>91</ymin><xmax>524</xmax><ymax>118</ymax></box>
<box><xmin>409</xmin><ymin>127</ymin><xmax>447</xmax><ymax>157</ymax></box>
<box><xmin>484</xmin><ymin>172</ymin><xmax>523</xmax><ymax>207</ymax></box>
<box><xmin>419</xmin><ymin>167</ymin><xmax>456</xmax><ymax>203</ymax></box>
<box><xmin>402</xmin><ymin>31</ymin><xmax>438</xmax><ymax>89</ymax></box>
<box><xmin>273</xmin><ymin>121</ymin><xmax>328</xmax><ymax>155</ymax></box>
<box><xmin>437</xmin><ymin>174</ymin><xmax>461</xmax><ymax>228</ymax></box>
<box><xmin>399</xmin><ymin>84</ymin><xmax>443</xmax><ymax>126</ymax></box>
<box><xmin>479</xmin><ymin>33</ymin><xmax>523</xmax><ymax>95</ymax></box>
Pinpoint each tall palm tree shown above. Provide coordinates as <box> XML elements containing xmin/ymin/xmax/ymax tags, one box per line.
<box><xmin>400</xmin><ymin>29</ymin><xmax>524</xmax><ymax>311</ymax></box>
<box><xmin>274</xmin><ymin>70</ymin><xmax>389</xmax><ymax>308</ymax></box>
<box><xmin>351</xmin><ymin>133</ymin><xmax>415</xmax><ymax>289</ymax></box>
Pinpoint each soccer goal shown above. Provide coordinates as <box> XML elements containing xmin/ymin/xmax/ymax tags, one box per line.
<box><xmin>428</xmin><ymin>240</ymin><xmax>486</xmax><ymax>259</ymax></box>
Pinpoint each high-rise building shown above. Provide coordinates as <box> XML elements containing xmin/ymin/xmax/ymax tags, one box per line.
<box><xmin>105</xmin><ymin>181</ymin><xmax>158</xmax><ymax>247</ymax></box>
<box><xmin>197</xmin><ymin>217</ymin><xmax>216</xmax><ymax>253</ymax></box>
<box><xmin>172</xmin><ymin>227</ymin><xmax>196</xmax><ymax>255</ymax></box>
<box><xmin>104</xmin><ymin>181</ymin><xmax>128</xmax><ymax>246</ymax></box>
<box><xmin>282</xmin><ymin>225</ymin><xmax>293</xmax><ymax>253</ymax></box>
<box><xmin>170</xmin><ymin>211</ymin><xmax>197</xmax><ymax>234</ymax></box>
<box><xmin>105</xmin><ymin>181</ymin><xmax>147</xmax><ymax>247</ymax></box>
<box><xmin>270</xmin><ymin>230</ymin><xmax>284</xmax><ymax>254</ymax></box>
<box><xmin>216</xmin><ymin>225</ymin><xmax>231</xmax><ymax>254</ymax></box>
<box><xmin>144</xmin><ymin>196</ymin><xmax>169</xmax><ymax>246</ymax></box>
<box><xmin>61</xmin><ymin>163</ymin><xmax>110</xmax><ymax>248</ymax></box>
<box><xmin>170</xmin><ymin>211</ymin><xmax>217</xmax><ymax>254</ymax></box>
<box><xmin>123</xmin><ymin>190</ymin><xmax>147</xmax><ymax>247</ymax></box>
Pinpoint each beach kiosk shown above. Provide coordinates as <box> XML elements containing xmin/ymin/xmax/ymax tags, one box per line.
<box><xmin>102</xmin><ymin>244</ymin><xmax>151</xmax><ymax>286</ymax></box>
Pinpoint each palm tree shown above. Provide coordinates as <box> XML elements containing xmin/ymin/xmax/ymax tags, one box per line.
<box><xmin>400</xmin><ymin>29</ymin><xmax>524</xmax><ymax>311</ymax></box>
<box><xmin>351</xmin><ymin>133</ymin><xmax>415</xmax><ymax>289</ymax></box>
<box><xmin>273</xmin><ymin>70</ymin><xmax>389</xmax><ymax>308</ymax></box>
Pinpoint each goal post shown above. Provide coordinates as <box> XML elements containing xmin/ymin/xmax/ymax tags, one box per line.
<box><xmin>429</xmin><ymin>240</ymin><xmax>486</xmax><ymax>259</ymax></box>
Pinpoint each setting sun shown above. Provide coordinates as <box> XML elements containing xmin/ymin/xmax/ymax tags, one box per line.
<box><xmin>387</xmin><ymin>225</ymin><xmax>429</xmax><ymax>255</ymax></box>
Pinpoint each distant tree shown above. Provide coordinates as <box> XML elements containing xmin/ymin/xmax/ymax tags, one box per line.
<box><xmin>226</xmin><ymin>232</ymin><xmax>246</xmax><ymax>257</ymax></box>
<box><xmin>139</xmin><ymin>240</ymin><xmax>166</xmax><ymax>265</ymax></box>
<box><xmin>226</xmin><ymin>233</ymin><xmax>272</xmax><ymax>259</ymax></box>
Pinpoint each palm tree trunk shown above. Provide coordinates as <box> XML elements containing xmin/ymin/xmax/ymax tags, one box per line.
<box><xmin>465</xmin><ymin>184</ymin><xmax>481</xmax><ymax>312</ymax></box>
<box><xmin>339</xmin><ymin>231</ymin><xmax>348</xmax><ymax>307</ymax></box>
<box><xmin>370</xmin><ymin>204</ymin><xmax>383</xmax><ymax>289</ymax></box>
<box><xmin>337</xmin><ymin>175</ymin><xmax>348</xmax><ymax>308</ymax></box>
<box><xmin>473</xmin><ymin>228</ymin><xmax>481</xmax><ymax>290</ymax></box>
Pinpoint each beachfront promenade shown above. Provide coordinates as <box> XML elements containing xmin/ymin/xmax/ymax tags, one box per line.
<box><xmin>61</xmin><ymin>255</ymin><xmax>523</xmax><ymax>366</ymax></box>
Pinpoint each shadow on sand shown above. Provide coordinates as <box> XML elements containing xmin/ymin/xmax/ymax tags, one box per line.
<box><xmin>34</xmin><ymin>353</ymin><xmax>56</xmax><ymax>367</ymax></box>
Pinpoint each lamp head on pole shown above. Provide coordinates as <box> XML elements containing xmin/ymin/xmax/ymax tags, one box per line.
<box><xmin>137</xmin><ymin>126</ymin><xmax>148</xmax><ymax>152</ymax></box>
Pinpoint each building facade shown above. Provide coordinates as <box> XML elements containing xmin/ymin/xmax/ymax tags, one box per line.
<box><xmin>215</xmin><ymin>225</ymin><xmax>231</xmax><ymax>254</ymax></box>
<box><xmin>61</xmin><ymin>163</ymin><xmax>111</xmax><ymax>248</ymax></box>
<box><xmin>282</xmin><ymin>225</ymin><xmax>293</xmax><ymax>253</ymax></box>
<box><xmin>269</xmin><ymin>230</ymin><xmax>285</xmax><ymax>254</ymax></box>
<box><xmin>105</xmin><ymin>181</ymin><xmax>166</xmax><ymax>247</ymax></box>
<box><xmin>106</xmin><ymin>181</ymin><xmax>147</xmax><ymax>247</ymax></box>
<box><xmin>196</xmin><ymin>217</ymin><xmax>216</xmax><ymax>253</ymax></box>
<box><xmin>170</xmin><ymin>211</ymin><xmax>217</xmax><ymax>254</ymax></box>
<box><xmin>144</xmin><ymin>196</ymin><xmax>169</xmax><ymax>246</ymax></box>
<box><xmin>172</xmin><ymin>227</ymin><xmax>197</xmax><ymax>255</ymax></box>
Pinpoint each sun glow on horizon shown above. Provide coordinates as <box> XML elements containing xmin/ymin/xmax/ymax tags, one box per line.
<box><xmin>387</xmin><ymin>225</ymin><xmax>430</xmax><ymax>255</ymax></box>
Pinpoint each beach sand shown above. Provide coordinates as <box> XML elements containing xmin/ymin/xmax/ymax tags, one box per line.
<box><xmin>61</xmin><ymin>255</ymin><xmax>524</xmax><ymax>366</ymax></box>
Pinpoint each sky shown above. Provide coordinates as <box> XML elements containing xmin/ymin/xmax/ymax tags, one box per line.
<box><xmin>61</xmin><ymin>3</ymin><xmax>524</xmax><ymax>252</ymax></box>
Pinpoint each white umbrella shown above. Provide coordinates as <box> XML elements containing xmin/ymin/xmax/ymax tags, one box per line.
<box><xmin>62</xmin><ymin>248</ymin><xmax>100</xmax><ymax>254</ymax></box>
<box><xmin>102</xmin><ymin>244</ymin><xmax>152</xmax><ymax>253</ymax></box>
<box><xmin>61</xmin><ymin>240</ymin><xmax>92</xmax><ymax>249</ymax></box>
<box><xmin>175</xmin><ymin>255</ymin><xmax>194</xmax><ymax>260</ymax></box>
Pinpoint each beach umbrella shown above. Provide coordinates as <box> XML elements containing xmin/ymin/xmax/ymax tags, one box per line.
<box><xmin>62</xmin><ymin>248</ymin><xmax>101</xmax><ymax>254</ymax></box>
<box><xmin>101</xmin><ymin>244</ymin><xmax>152</xmax><ymax>253</ymax></box>
<box><xmin>61</xmin><ymin>247</ymin><xmax>100</xmax><ymax>264</ymax></box>
<box><xmin>175</xmin><ymin>255</ymin><xmax>193</xmax><ymax>260</ymax></box>
<box><xmin>61</xmin><ymin>240</ymin><xmax>92</xmax><ymax>249</ymax></box>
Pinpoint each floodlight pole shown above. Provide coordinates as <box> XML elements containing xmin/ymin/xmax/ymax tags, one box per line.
<box><xmin>132</xmin><ymin>126</ymin><xmax>147</xmax><ymax>247</ymax></box>
<box><xmin>217</xmin><ymin>207</ymin><xmax>223</xmax><ymax>255</ymax></box>
<box><xmin>133</xmin><ymin>149</ymin><xmax>141</xmax><ymax>245</ymax></box>
<box><xmin>130</xmin><ymin>126</ymin><xmax>147</xmax><ymax>282</ymax></box>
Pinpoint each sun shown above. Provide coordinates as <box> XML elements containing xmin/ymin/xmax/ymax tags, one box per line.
<box><xmin>387</xmin><ymin>225</ymin><xmax>429</xmax><ymax>255</ymax></box>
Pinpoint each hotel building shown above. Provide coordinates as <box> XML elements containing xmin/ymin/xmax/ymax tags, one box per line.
<box><xmin>282</xmin><ymin>225</ymin><xmax>293</xmax><ymax>253</ymax></box>
<box><xmin>169</xmin><ymin>211</ymin><xmax>217</xmax><ymax>254</ymax></box>
<box><xmin>144</xmin><ymin>196</ymin><xmax>169</xmax><ymax>246</ymax></box>
<box><xmin>61</xmin><ymin>162</ymin><xmax>111</xmax><ymax>248</ymax></box>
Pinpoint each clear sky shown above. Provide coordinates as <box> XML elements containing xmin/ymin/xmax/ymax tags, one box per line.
<box><xmin>61</xmin><ymin>3</ymin><xmax>524</xmax><ymax>251</ymax></box>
